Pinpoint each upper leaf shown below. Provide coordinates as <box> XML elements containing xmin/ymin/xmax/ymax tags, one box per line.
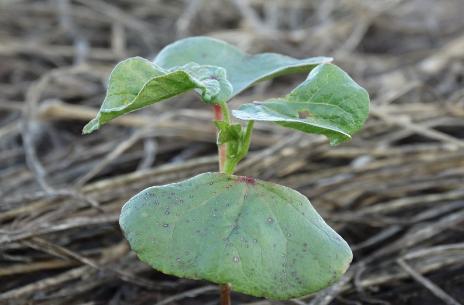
<box><xmin>83</xmin><ymin>57</ymin><xmax>232</xmax><ymax>134</ymax></box>
<box><xmin>120</xmin><ymin>172</ymin><xmax>352</xmax><ymax>300</ymax></box>
<box><xmin>232</xmin><ymin>64</ymin><xmax>370</xmax><ymax>145</ymax></box>
<box><xmin>154</xmin><ymin>36</ymin><xmax>332</xmax><ymax>99</ymax></box>
<box><xmin>172</xmin><ymin>62</ymin><xmax>233</xmax><ymax>104</ymax></box>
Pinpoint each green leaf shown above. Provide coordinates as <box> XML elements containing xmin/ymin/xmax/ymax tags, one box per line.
<box><xmin>120</xmin><ymin>172</ymin><xmax>352</xmax><ymax>300</ymax></box>
<box><xmin>83</xmin><ymin>57</ymin><xmax>232</xmax><ymax>134</ymax></box>
<box><xmin>175</xmin><ymin>62</ymin><xmax>233</xmax><ymax>103</ymax></box>
<box><xmin>214</xmin><ymin>121</ymin><xmax>242</xmax><ymax>145</ymax></box>
<box><xmin>213</xmin><ymin>121</ymin><xmax>248</xmax><ymax>174</ymax></box>
<box><xmin>154</xmin><ymin>36</ymin><xmax>332</xmax><ymax>99</ymax></box>
<box><xmin>232</xmin><ymin>64</ymin><xmax>370</xmax><ymax>145</ymax></box>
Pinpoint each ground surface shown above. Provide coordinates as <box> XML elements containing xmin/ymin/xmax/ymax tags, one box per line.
<box><xmin>1</xmin><ymin>1</ymin><xmax>464</xmax><ymax>305</ymax></box>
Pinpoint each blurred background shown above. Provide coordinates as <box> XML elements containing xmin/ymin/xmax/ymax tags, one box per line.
<box><xmin>1</xmin><ymin>0</ymin><xmax>464</xmax><ymax>304</ymax></box>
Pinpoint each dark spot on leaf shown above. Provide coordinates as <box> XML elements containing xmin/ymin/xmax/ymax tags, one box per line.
<box><xmin>236</xmin><ymin>176</ymin><xmax>256</xmax><ymax>184</ymax></box>
<box><xmin>298</xmin><ymin>110</ymin><xmax>311</xmax><ymax>119</ymax></box>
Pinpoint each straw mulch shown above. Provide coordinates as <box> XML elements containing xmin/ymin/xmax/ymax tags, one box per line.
<box><xmin>1</xmin><ymin>1</ymin><xmax>464</xmax><ymax>304</ymax></box>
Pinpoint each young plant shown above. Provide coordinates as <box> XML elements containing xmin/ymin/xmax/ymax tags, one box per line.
<box><xmin>83</xmin><ymin>37</ymin><xmax>369</xmax><ymax>302</ymax></box>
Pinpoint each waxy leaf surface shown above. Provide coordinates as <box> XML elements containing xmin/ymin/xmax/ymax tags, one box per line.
<box><xmin>83</xmin><ymin>57</ymin><xmax>232</xmax><ymax>134</ymax></box>
<box><xmin>154</xmin><ymin>36</ymin><xmax>332</xmax><ymax>99</ymax></box>
<box><xmin>120</xmin><ymin>172</ymin><xmax>352</xmax><ymax>299</ymax></box>
<box><xmin>232</xmin><ymin>64</ymin><xmax>370</xmax><ymax>145</ymax></box>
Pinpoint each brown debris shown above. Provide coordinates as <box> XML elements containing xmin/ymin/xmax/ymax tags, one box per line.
<box><xmin>1</xmin><ymin>1</ymin><xmax>464</xmax><ymax>305</ymax></box>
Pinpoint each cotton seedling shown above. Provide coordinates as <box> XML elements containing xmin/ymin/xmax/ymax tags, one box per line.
<box><xmin>83</xmin><ymin>37</ymin><xmax>369</xmax><ymax>302</ymax></box>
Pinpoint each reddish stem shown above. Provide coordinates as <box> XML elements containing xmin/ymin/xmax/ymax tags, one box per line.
<box><xmin>220</xmin><ymin>283</ymin><xmax>231</xmax><ymax>305</ymax></box>
<box><xmin>213</xmin><ymin>104</ymin><xmax>223</xmax><ymax>120</ymax></box>
<box><xmin>214</xmin><ymin>104</ymin><xmax>226</xmax><ymax>172</ymax></box>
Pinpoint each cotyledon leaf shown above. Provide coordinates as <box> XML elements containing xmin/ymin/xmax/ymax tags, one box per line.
<box><xmin>154</xmin><ymin>36</ymin><xmax>332</xmax><ymax>99</ymax></box>
<box><xmin>120</xmin><ymin>172</ymin><xmax>353</xmax><ymax>300</ymax></box>
<box><xmin>232</xmin><ymin>64</ymin><xmax>370</xmax><ymax>145</ymax></box>
<box><xmin>82</xmin><ymin>57</ymin><xmax>232</xmax><ymax>134</ymax></box>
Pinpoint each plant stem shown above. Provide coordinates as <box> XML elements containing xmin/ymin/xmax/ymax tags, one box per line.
<box><xmin>220</xmin><ymin>283</ymin><xmax>231</xmax><ymax>305</ymax></box>
<box><xmin>214</xmin><ymin>104</ymin><xmax>233</xmax><ymax>304</ymax></box>
<box><xmin>221</xmin><ymin>101</ymin><xmax>231</xmax><ymax>123</ymax></box>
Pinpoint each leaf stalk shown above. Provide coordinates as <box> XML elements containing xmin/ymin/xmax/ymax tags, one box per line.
<box><xmin>214</xmin><ymin>104</ymin><xmax>227</xmax><ymax>173</ymax></box>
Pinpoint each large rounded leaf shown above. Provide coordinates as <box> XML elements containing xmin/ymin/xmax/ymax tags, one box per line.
<box><xmin>154</xmin><ymin>36</ymin><xmax>332</xmax><ymax>99</ymax></box>
<box><xmin>120</xmin><ymin>172</ymin><xmax>352</xmax><ymax>299</ymax></box>
<box><xmin>232</xmin><ymin>64</ymin><xmax>370</xmax><ymax>145</ymax></box>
